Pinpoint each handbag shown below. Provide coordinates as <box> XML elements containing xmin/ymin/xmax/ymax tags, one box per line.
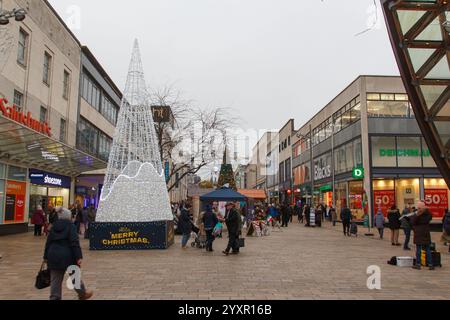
<box><xmin>238</xmin><ymin>238</ymin><xmax>245</xmax><ymax>248</ymax></box>
<box><xmin>35</xmin><ymin>262</ymin><xmax>51</xmax><ymax>290</ymax></box>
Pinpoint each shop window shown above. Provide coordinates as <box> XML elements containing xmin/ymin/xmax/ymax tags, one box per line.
<box><xmin>367</xmin><ymin>100</ymin><xmax>411</xmax><ymax>118</ymax></box>
<box><xmin>424</xmin><ymin>179</ymin><xmax>449</xmax><ymax>219</ymax></box>
<box><xmin>7</xmin><ymin>165</ymin><xmax>27</xmax><ymax>182</ymax></box>
<box><xmin>373</xmin><ymin>179</ymin><xmax>395</xmax><ymax>217</ymax></box>
<box><xmin>396</xmin><ymin>137</ymin><xmax>422</xmax><ymax>167</ymax></box>
<box><xmin>349</xmin><ymin>181</ymin><xmax>364</xmax><ymax>221</ymax></box>
<box><xmin>334</xmin><ymin>182</ymin><xmax>347</xmax><ymax>216</ymax></box>
<box><xmin>422</xmin><ymin>138</ymin><xmax>437</xmax><ymax>167</ymax></box>
<box><xmin>371</xmin><ymin>136</ymin><xmax>397</xmax><ymax>167</ymax></box>
<box><xmin>396</xmin><ymin>179</ymin><xmax>420</xmax><ymax>211</ymax></box>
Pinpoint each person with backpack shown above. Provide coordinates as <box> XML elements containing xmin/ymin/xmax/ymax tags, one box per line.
<box><xmin>410</xmin><ymin>201</ymin><xmax>434</xmax><ymax>270</ymax></box>
<box><xmin>340</xmin><ymin>205</ymin><xmax>352</xmax><ymax>236</ymax></box>
<box><xmin>374</xmin><ymin>209</ymin><xmax>385</xmax><ymax>239</ymax></box>
<box><xmin>387</xmin><ymin>205</ymin><xmax>401</xmax><ymax>246</ymax></box>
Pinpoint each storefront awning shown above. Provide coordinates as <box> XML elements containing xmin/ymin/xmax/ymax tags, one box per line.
<box><xmin>0</xmin><ymin>116</ymin><xmax>107</xmax><ymax>177</ymax></box>
<box><xmin>238</xmin><ymin>189</ymin><xmax>267</xmax><ymax>200</ymax></box>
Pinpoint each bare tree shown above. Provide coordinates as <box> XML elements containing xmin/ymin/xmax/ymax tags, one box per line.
<box><xmin>149</xmin><ymin>84</ymin><xmax>237</xmax><ymax>192</ymax></box>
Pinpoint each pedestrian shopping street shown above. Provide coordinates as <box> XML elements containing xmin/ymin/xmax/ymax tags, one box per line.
<box><xmin>1</xmin><ymin>222</ymin><xmax>449</xmax><ymax>300</ymax></box>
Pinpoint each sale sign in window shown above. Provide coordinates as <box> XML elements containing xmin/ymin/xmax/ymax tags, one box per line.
<box><xmin>374</xmin><ymin>190</ymin><xmax>396</xmax><ymax>217</ymax></box>
<box><xmin>5</xmin><ymin>181</ymin><xmax>27</xmax><ymax>223</ymax></box>
<box><xmin>424</xmin><ymin>189</ymin><xmax>448</xmax><ymax>219</ymax></box>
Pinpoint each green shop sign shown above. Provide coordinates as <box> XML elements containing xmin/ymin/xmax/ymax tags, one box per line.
<box><xmin>352</xmin><ymin>167</ymin><xmax>364</xmax><ymax>179</ymax></box>
<box><xmin>380</xmin><ymin>149</ymin><xmax>431</xmax><ymax>157</ymax></box>
<box><xmin>319</xmin><ymin>185</ymin><xmax>332</xmax><ymax>192</ymax></box>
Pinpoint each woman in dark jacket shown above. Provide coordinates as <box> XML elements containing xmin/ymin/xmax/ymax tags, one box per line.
<box><xmin>178</xmin><ymin>204</ymin><xmax>193</xmax><ymax>249</ymax></box>
<box><xmin>43</xmin><ymin>208</ymin><xmax>93</xmax><ymax>300</ymax></box>
<box><xmin>31</xmin><ymin>206</ymin><xmax>46</xmax><ymax>236</ymax></box>
<box><xmin>387</xmin><ymin>206</ymin><xmax>401</xmax><ymax>246</ymax></box>
<box><xmin>410</xmin><ymin>203</ymin><xmax>434</xmax><ymax>270</ymax></box>
<box><xmin>202</xmin><ymin>205</ymin><xmax>219</xmax><ymax>252</ymax></box>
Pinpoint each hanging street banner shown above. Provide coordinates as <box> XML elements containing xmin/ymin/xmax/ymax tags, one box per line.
<box><xmin>90</xmin><ymin>221</ymin><xmax>175</xmax><ymax>250</ymax></box>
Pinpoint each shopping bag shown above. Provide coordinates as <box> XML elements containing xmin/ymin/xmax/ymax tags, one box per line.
<box><xmin>238</xmin><ymin>238</ymin><xmax>245</xmax><ymax>248</ymax></box>
<box><xmin>35</xmin><ymin>262</ymin><xmax>51</xmax><ymax>290</ymax></box>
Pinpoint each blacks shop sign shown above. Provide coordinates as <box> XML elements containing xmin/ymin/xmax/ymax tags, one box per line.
<box><xmin>89</xmin><ymin>221</ymin><xmax>175</xmax><ymax>250</ymax></box>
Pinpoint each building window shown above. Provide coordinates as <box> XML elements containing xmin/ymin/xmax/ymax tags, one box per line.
<box><xmin>40</xmin><ymin>106</ymin><xmax>47</xmax><ymax>123</ymax></box>
<box><xmin>43</xmin><ymin>52</ymin><xmax>52</xmax><ymax>85</ymax></box>
<box><xmin>13</xmin><ymin>90</ymin><xmax>23</xmax><ymax>111</ymax></box>
<box><xmin>367</xmin><ymin>93</ymin><xmax>413</xmax><ymax>118</ymax></box>
<box><xmin>101</xmin><ymin>95</ymin><xmax>119</xmax><ymax>125</ymax></box>
<box><xmin>63</xmin><ymin>70</ymin><xmax>70</xmax><ymax>100</ymax></box>
<box><xmin>17</xmin><ymin>28</ymin><xmax>28</xmax><ymax>66</ymax></box>
<box><xmin>81</xmin><ymin>73</ymin><xmax>101</xmax><ymax>111</ymax></box>
<box><xmin>371</xmin><ymin>136</ymin><xmax>397</xmax><ymax>167</ymax></box>
<box><xmin>60</xmin><ymin>119</ymin><xmax>66</xmax><ymax>143</ymax></box>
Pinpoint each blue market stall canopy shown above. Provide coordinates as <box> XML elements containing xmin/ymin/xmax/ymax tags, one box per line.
<box><xmin>200</xmin><ymin>188</ymin><xmax>247</xmax><ymax>202</ymax></box>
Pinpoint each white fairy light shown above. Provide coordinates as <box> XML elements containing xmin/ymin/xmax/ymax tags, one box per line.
<box><xmin>95</xmin><ymin>40</ymin><xmax>173</xmax><ymax>223</ymax></box>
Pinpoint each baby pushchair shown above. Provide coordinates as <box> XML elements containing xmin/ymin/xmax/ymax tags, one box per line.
<box><xmin>190</xmin><ymin>223</ymin><xmax>206</xmax><ymax>249</ymax></box>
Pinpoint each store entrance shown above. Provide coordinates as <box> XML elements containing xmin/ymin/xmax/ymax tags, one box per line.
<box><xmin>29</xmin><ymin>185</ymin><xmax>69</xmax><ymax>214</ymax></box>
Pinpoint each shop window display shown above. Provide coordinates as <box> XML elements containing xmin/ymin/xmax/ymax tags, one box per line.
<box><xmin>396</xmin><ymin>179</ymin><xmax>420</xmax><ymax>212</ymax></box>
<box><xmin>373</xmin><ymin>179</ymin><xmax>396</xmax><ymax>217</ymax></box>
<box><xmin>424</xmin><ymin>178</ymin><xmax>449</xmax><ymax>219</ymax></box>
<box><xmin>334</xmin><ymin>182</ymin><xmax>347</xmax><ymax>216</ymax></box>
<box><xmin>349</xmin><ymin>181</ymin><xmax>364</xmax><ymax>221</ymax></box>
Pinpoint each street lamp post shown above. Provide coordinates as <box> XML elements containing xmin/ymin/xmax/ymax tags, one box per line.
<box><xmin>0</xmin><ymin>0</ymin><xmax>27</xmax><ymax>25</ymax></box>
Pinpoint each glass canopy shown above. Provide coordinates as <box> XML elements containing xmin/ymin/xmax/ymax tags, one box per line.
<box><xmin>0</xmin><ymin>116</ymin><xmax>107</xmax><ymax>177</ymax></box>
<box><xmin>382</xmin><ymin>0</ymin><xmax>450</xmax><ymax>188</ymax></box>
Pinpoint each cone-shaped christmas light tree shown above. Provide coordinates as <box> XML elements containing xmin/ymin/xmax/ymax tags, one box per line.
<box><xmin>217</xmin><ymin>147</ymin><xmax>237</xmax><ymax>190</ymax></box>
<box><xmin>95</xmin><ymin>40</ymin><xmax>173</xmax><ymax>224</ymax></box>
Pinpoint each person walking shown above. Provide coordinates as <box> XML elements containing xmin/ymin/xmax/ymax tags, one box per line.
<box><xmin>315</xmin><ymin>205</ymin><xmax>323</xmax><ymax>227</ymax></box>
<box><xmin>330</xmin><ymin>206</ymin><xmax>337</xmax><ymax>227</ymax></box>
<box><xmin>31</xmin><ymin>205</ymin><xmax>46</xmax><ymax>237</ymax></box>
<box><xmin>47</xmin><ymin>205</ymin><xmax>58</xmax><ymax>227</ymax></box>
<box><xmin>374</xmin><ymin>209</ymin><xmax>385</xmax><ymax>239</ymax></box>
<box><xmin>400</xmin><ymin>206</ymin><xmax>413</xmax><ymax>251</ymax></box>
<box><xmin>43</xmin><ymin>207</ymin><xmax>93</xmax><ymax>300</ymax></box>
<box><xmin>387</xmin><ymin>205</ymin><xmax>401</xmax><ymax>246</ymax></box>
<box><xmin>296</xmin><ymin>203</ymin><xmax>303</xmax><ymax>223</ymax></box>
<box><xmin>411</xmin><ymin>201</ymin><xmax>434</xmax><ymax>270</ymax></box>
<box><xmin>281</xmin><ymin>204</ymin><xmax>289</xmax><ymax>228</ymax></box>
<box><xmin>202</xmin><ymin>205</ymin><xmax>219</xmax><ymax>252</ymax></box>
<box><xmin>178</xmin><ymin>203</ymin><xmax>193</xmax><ymax>249</ymax></box>
<box><xmin>223</xmin><ymin>202</ymin><xmax>240</xmax><ymax>256</ymax></box>
<box><xmin>304</xmin><ymin>203</ymin><xmax>311</xmax><ymax>227</ymax></box>
<box><xmin>340</xmin><ymin>205</ymin><xmax>352</xmax><ymax>236</ymax></box>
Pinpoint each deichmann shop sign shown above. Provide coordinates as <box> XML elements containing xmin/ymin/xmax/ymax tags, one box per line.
<box><xmin>29</xmin><ymin>169</ymin><xmax>71</xmax><ymax>189</ymax></box>
<box><xmin>0</xmin><ymin>98</ymin><xmax>52</xmax><ymax>137</ymax></box>
<box><xmin>380</xmin><ymin>148</ymin><xmax>431</xmax><ymax>157</ymax></box>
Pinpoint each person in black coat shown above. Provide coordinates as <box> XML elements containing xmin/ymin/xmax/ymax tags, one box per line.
<box><xmin>179</xmin><ymin>203</ymin><xmax>193</xmax><ymax>249</ymax></box>
<box><xmin>202</xmin><ymin>205</ymin><xmax>219</xmax><ymax>252</ymax></box>
<box><xmin>43</xmin><ymin>208</ymin><xmax>93</xmax><ymax>300</ymax></box>
<box><xmin>341</xmin><ymin>206</ymin><xmax>352</xmax><ymax>236</ymax></box>
<box><xmin>281</xmin><ymin>204</ymin><xmax>290</xmax><ymax>227</ymax></box>
<box><xmin>387</xmin><ymin>206</ymin><xmax>401</xmax><ymax>246</ymax></box>
<box><xmin>223</xmin><ymin>202</ymin><xmax>240</xmax><ymax>255</ymax></box>
<box><xmin>410</xmin><ymin>202</ymin><xmax>434</xmax><ymax>270</ymax></box>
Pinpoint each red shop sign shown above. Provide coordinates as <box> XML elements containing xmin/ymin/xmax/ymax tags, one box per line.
<box><xmin>374</xmin><ymin>190</ymin><xmax>396</xmax><ymax>217</ymax></box>
<box><xmin>424</xmin><ymin>189</ymin><xmax>448</xmax><ymax>219</ymax></box>
<box><xmin>0</xmin><ymin>98</ymin><xmax>52</xmax><ymax>137</ymax></box>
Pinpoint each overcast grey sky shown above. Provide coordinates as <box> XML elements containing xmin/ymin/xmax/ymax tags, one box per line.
<box><xmin>49</xmin><ymin>0</ymin><xmax>399</xmax><ymax>132</ymax></box>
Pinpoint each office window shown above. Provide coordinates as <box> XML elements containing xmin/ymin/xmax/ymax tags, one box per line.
<box><xmin>60</xmin><ymin>119</ymin><xmax>66</xmax><ymax>143</ymax></box>
<box><xmin>63</xmin><ymin>70</ymin><xmax>70</xmax><ymax>100</ymax></box>
<box><xmin>13</xmin><ymin>90</ymin><xmax>23</xmax><ymax>110</ymax></box>
<box><xmin>77</xmin><ymin>117</ymin><xmax>99</xmax><ymax>156</ymax></box>
<box><xmin>43</xmin><ymin>52</ymin><xmax>52</xmax><ymax>85</ymax></box>
<box><xmin>17</xmin><ymin>29</ymin><xmax>28</xmax><ymax>66</ymax></box>
<box><xmin>81</xmin><ymin>73</ymin><xmax>101</xmax><ymax>111</ymax></box>
<box><xmin>40</xmin><ymin>106</ymin><xmax>47</xmax><ymax>123</ymax></box>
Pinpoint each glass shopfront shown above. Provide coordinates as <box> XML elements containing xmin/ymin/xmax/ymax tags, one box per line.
<box><xmin>334</xmin><ymin>182</ymin><xmax>348</xmax><ymax>216</ymax></box>
<box><xmin>29</xmin><ymin>170</ymin><xmax>71</xmax><ymax>213</ymax></box>
<box><xmin>0</xmin><ymin>164</ymin><xmax>27</xmax><ymax>225</ymax></box>
<box><xmin>349</xmin><ymin>181</ymin><xmax>365</xmax><ymax>221</ymax></box>
<box><xmin>373</xmin><ymin>178</ymin><xmax>449</xmax><ymax>219</ymax></box>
